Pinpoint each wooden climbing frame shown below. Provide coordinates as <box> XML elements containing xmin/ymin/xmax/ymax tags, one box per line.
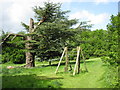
<box><xmin>55</xmin><ymin>46</ymin><xmax>88</xmax><ymax>75</ymax></box>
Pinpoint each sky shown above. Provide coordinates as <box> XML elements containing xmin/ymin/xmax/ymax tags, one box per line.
<box><xmin>0</xmin><ymin>0</ymin><xmax>119</xmax><ymax>33</ymax></box>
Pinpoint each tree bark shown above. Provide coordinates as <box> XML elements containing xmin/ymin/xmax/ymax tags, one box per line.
<box><xmin>25</xmin><ymin>17</ymin><xmax>46</xmax><ymax>68</ymax></box>
<box><xmin>25</xmin><ymin>18</ymin><xmax>35</xmax><ymax>68</ymax></box>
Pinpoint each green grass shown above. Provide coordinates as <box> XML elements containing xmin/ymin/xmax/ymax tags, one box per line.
<box><xmin>58</xmin><ymin>58</ymin><xmax>109</xmax><ymax>88</ymax></box>
<box><xmin>1</xmin><ymin>57</ymin><xmax>110</xmax><ymax>88</ymax></box>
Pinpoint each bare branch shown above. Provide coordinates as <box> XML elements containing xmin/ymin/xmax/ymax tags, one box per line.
<box><xmin>11</xmin><ymin>35</ymin><xmax>17</xmax><ymax>41</ymax></box>
<box><xmin>31</xmin><ymin>17</ymin><xmax>46</xmax><ymax>32</ymax></box>
<box><xmin>0</xmin><ymin>33</ymin><xmax>25</xmax><ymax>45</ymax></box>
<box><xmin>3</xmin><ymin>33</ymin><xmax>11</xmax><ymax>41</ymax></box>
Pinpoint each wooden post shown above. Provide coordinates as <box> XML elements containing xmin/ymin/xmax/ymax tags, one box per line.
<box><xmin>73</xmin><ymin>47</ymin><xmax>78</xmax><ymax>76</ymax></box>
<box><xmin>69</xmin><ymin>64</ymin><xmax>72</xmax><ymax>71</ymax></box>
<box><xmin>77</xmin><ymin>47</ymin><xmax>81</xmax><ymax>74</ymax></box>
<box><xmin>49</xmin><ymin>61</ymin><xmax>52</xmax><ymax>66</ymax></box>
<box><xmin>55</xmin><ymin>47</ymin><xmax>66</xmax><ymax>74</ymax></box>
<box><xmin>73</xmin><ymin>46</ymin><xmax>80</xmax><ymax>76</ymax></box>
<box><xmin>64</xmin><ymin>47</ymin><xmax>69</xmax><ymax>72</ymax></box>
<box><xmin>80</xmin><ymin>47</ymin><xmax>88</xmax><ymax>72</ymax></box>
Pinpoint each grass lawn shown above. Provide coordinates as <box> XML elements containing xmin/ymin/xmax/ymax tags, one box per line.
<box><xmin>1</xmin><ymin>57</ymin><xmax>110</xmax><ymax>88</ymax></box>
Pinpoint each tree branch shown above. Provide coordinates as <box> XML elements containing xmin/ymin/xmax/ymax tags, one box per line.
<box><xmin>1</xmin><ymin>33</ymin><xmax>25</xmax><ymax>45</ymax></box>
<box><xmin>11</xmin><ymin>35</ymin><xmax>17</xmax><ymax>41</ymax></box>
<box><xmin>31</xmin><ymin>17</ymin><xmax>46</xmax><ymax>32</ymax></box>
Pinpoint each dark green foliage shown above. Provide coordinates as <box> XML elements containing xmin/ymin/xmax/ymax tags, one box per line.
<box><xmin>33</xmin><ymin>2</ymin><xmax>70</xmax><ymax>22</ymax></box>
<box><xmin>1</xmin><ymin>31</ymin><xmax>25</xmax><ymax>64</ymax></box>
<box><xmin>21</xmin><ymin>22</ymin><xmax>29</xmax><ymax>32</ymax></box>
<box><xmin>102</xmin><ymin>14</ymin><xmax>119</xmax><ymax>65</ymax></box>
<box><xmin>74</xmin><ymin>27</ymin><xmax>108</xmax><ymax>59</ymax></box>
<box><xmin>101</xmin><ymin>14</ymin><xmax>119</xmax><ymax>88</ymax></box>
<box><xmin>27</xmin><ymin>2</ymin><xmax>78</xmax><ymax>61</ymax></box>
<box><xmin>34</xmin><ymin>22</ymin><xmax>77</xmax><ymax>60</ymax></box>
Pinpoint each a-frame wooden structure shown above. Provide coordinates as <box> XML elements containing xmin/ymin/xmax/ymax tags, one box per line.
<box><xmin>55</xmin><ymin>46</ymin><xmax>88</xmax><ymax>75</ymax></box>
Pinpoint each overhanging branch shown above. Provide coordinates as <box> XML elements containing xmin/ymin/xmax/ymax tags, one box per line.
<box><xmin>1</xmin><ymin>33</ymin><xmax>25</xmax><ymax>45</ymax></box>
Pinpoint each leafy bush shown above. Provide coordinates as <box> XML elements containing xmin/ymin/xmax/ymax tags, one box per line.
<box><xmin>1</xmin><ymin>34</ymin><xmax>25</xmax><ymax>64</ymax></box>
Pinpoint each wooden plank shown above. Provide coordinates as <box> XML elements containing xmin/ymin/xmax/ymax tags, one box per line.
<box><xmin>80</xmin><ymin>47</ymin><xmax>88</xmax><ymax>72</ymax></box>
<box><xmin>73</xmin><ymin>47</ymin><xmax>78</xmax><ymax>76</ymax></box>
<box><xmin>64</xmin><ymin>47</ymin><xmax>69</xmax><ymax>72</ymax></box>
<box><xmin>77</xmin><ymin>47</ymin><xmax>81</xmax><ymax>74</ymax></box>
<box><xmin>73</xmin><ymin>46</ymin><xmax>80</xmax><ymax>76</ymax></box>
<box><xmin>55</xmin><ymin>47</ymin><xmax>66</xmax><ymax>74</ymax></box>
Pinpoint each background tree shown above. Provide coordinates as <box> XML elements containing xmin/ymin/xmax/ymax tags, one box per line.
<box><xmin>21</xmin><ymin>2</ymin><xmax>78</xmax><ymax>65</ymax></box>
<box><xmin>106</xmin><ymin>14</ymin><xmax>119</xmax><ymax>64</ymax></box>
<box><xmin>1</xmin><ymin>31</ymin><xmax>25</xmax><ymax>64</ymax></box>
<box><xmin>101</xmin><ymin>14</ymin><xmax>119</xmax><ymax>88</ymax></box>
<box><xmin>73</xmin><ymin>21</ymin><xmax>108</xmax><ymax>59</ymax></box>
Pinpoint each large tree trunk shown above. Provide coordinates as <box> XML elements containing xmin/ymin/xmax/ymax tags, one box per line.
<box><xmin>25</xmin><ymin>17</ymin><xmax>46</xmax><ymax>68</ymax></box>
<box><xmin>25</xmin><ymin>18</ymin><xmax>35</xmax><ymax>68</ymax></box>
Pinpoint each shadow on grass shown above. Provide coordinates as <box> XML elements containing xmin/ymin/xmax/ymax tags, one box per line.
<box><xmin>2</xmin><ymin>74</ymin><xmax>63</xmax><ymax>88</ymax></box>
<box><xmin>40</xmin><ymin>59</ymin><xmax>96</xmax><ymax>67</ymax></box>
<box><xmin>85</xmin><ymin>60</ymin><xmax>96</xmax><ymax>63</ymax></box>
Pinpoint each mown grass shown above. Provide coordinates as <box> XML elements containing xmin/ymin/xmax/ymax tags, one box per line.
<box><xmin>1</xmin><ymin>57</ymin><xmax>110</xmax><ymax>88</ymax></box>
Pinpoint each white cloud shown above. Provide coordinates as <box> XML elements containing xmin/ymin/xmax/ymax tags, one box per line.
<box><xmin>4</xmin><ymin>0</ymin><xmax>45</xmax><ymax>23</ymax></box>
<box><xmin>0</xmin><ymin>0</ymin><xmax>46</xmax><ymax>33</ymax></box>
<box><xmin>94</xmin><ymin>0</ymin><xmax>109</xmax><ymax>4</ymax></box>
<box><xmin>80</xmin><ymin>0</ymin><xmax>119</xmax><ymax>2</ymax></box>
<box><xmin>93</xmin><ymin>0</ymin><xmax>119</xmax><ymax>5</ymax></box>
<box><xmin>0</xmin><ymin>0</ymin><xmax>72</xmax><ymax>4</ymax></box>
<box><xmin>69</xmin><ymin>10</ymin><xmax>110</xmax><ymax>30</ymax></box>
<box><xmin>54</xmin><ymin>0</ymin><xmax>119</xmax><ymax>2</ymax></box>
<box><xmin>0</xmin><ymin>0</ymin><xmax>118</xmax><ymax>33</ymax></box>
<box><xmin>94</xmin><ymin>0</ymin><xmax>119</xmax><ymax>3</ymax></box>
<box><xmin>0</xmin><ymin>0</ymin><xmax>74</xmax><ymax>33</ymax></box>
<box><xmin>6</xmin><ymin>0</ymin><xmax>73</xmax><ymax>24</ymax></box>
<box><xmin>69</xmin><ymin>10</ymin><xmax>109</xmax><ymax>24</ymax></box>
